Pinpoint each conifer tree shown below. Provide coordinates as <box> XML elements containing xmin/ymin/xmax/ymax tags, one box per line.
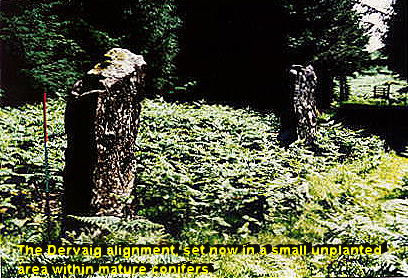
<box><xmin>69</xmin><ymin>0</ymin><xmax>181</xmax><ymax>91</ymax></box>
<box><xmin>1</xmin><ymin>0</ymin><xmax>181</xmax><ymax>101</ymax></box>
<box><xmin>383</xmin><ymin>0</ymin><xmax>407</xmax><ymax>79</ymax></box>
<box><xmin>283</xmin><ymin>0</ymin><xmax>370</xmax><ymax>108</ymax></box>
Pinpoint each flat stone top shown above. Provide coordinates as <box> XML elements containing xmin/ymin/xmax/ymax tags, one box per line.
<box><xmin>88</xmin><ymin>48</ymin><xmax>146</xmax><ymax>87</ymax></box>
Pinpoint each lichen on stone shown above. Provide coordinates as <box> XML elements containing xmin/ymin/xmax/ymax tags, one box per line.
<box><xmin>87</xmin><ymin>48</ymin><xmax>146</xmax><ymax>81</ymax></box>
<box><xmin>105</xmin><ymin>48</ymin><xmax>128</xmax><ymax>61</ymax></box>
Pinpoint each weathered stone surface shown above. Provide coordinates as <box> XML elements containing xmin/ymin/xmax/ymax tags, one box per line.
<box><xmin>64</xmin><ymin>48</ymin><xmax>146</xmax><ymax>217</ymax></box>
<box><xmin>279</xmin><ymin>65</ymin><xmax>318</xmax><ymax>145</ymax></box>
<box><xmin>289</xmin><ymin>65</ymin><xmax>318</xmax><ymax>144</ymax></box>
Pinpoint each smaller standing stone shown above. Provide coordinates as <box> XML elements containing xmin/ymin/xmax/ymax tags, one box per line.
<box><xmin>280</xmin><ymin>65</ymin><xmax>318</xmax><ymax>145</ymax></box>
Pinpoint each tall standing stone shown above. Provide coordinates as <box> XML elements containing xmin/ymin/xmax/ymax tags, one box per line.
<box><xmin>64</xmin><ymin>48</ymin><xmax>146</xmax><ymax>217</ymax></box>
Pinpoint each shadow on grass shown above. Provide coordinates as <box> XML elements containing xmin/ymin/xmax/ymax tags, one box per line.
<box><xmin>336</xmin><ymin>104</ymin><xmax>408</xmax><ymax>155</ymax></box>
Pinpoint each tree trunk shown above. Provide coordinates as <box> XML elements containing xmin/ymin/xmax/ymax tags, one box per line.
<box><xmin>316</xmin><ymin>69</ymin><xmax>334</xmax><ymax>110</ymax></box>
<box><xmin>64</xmin><ymin>48</ymin><xmax>146</xmax><ymax>217</ymax></box>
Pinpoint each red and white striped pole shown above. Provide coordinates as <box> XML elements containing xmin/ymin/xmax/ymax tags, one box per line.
<box><xmin>42</xmin><ymin>91</ymin><xmax>51</xmax><ymax>239</ymax></box>
<box><xmin>43</xmin><ymin>92</ymin><xmax>49</xmax><ymax>144</ymax></box>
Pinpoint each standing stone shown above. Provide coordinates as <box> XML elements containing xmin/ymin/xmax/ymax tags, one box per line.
<box><xmin>281</xmin><ymin>65</ymin><xmax>318</xmax><ymax>145</ymax></box>
<box><xmin>339</xmin><ymin>75</ymin><xmax>350</xmax><ymax>102</ymax></box>
<box><xmin>64</xmin><ymin>48</ymin><xmax>146</xmax><ymax>217</ymax></box>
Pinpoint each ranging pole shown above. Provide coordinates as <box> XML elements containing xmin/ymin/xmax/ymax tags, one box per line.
<box><xmin>42</xmin><ymin>91</ymin><xmax>51</xmax><ymax>239</ymax></box>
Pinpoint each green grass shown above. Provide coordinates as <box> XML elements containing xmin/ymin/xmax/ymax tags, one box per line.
<box><xmin>343</xmin><ymin>67</ymin><xmax>408</xmax><ymax>105</ymax></box>
<box><xmin>1</xmin><ymin>97</ymin><xmax>407</xmax><ymax>277</ymax></box>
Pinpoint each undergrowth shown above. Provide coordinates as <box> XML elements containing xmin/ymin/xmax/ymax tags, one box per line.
<box><xmin>0</xmin><ymin>97</ymin><xmax>407</xmax><ymax>277</ymax></box>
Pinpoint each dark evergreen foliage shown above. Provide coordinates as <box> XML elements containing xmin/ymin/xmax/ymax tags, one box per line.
<box><xmin>1</xmin><ymin>0</ymin><xmax>370</xmax><ymax>108</ymax></box>
<box><xmin>283</xmin><ymin>0</ymin><xmax>370</xmax><ymax>109</ymax></box>
<box><xmin>284</xmin><ymin>0</ymin><xmax>370</xmax><ymax>74</ymax></box>
<box><xmin>71</xmin><ymin>0</ymin><xmax>181</xmax><ymax>92</ymax></box>
<box><xmin>0</xmin><ymin>0</ymin><xmax>180</xmax><ymax>102</ymax></box>
<box><xmin>383</xmin><ymin>0</ymin><xmax>407</xmax><ymax>80</ymax></box>
<box><xmin>179</xmin><ymin>0</ymin><xmax>370</xmax><ymax>109</ymax></box>
<box><xmin>177</xmin><ymin>0</ymin><xmax>287</xmax><ymax>109</ymax></box>
<box><xmin>0</xmin><ymin>1</ymin><xmax>119</xmax><ymax>101</ymax></box>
